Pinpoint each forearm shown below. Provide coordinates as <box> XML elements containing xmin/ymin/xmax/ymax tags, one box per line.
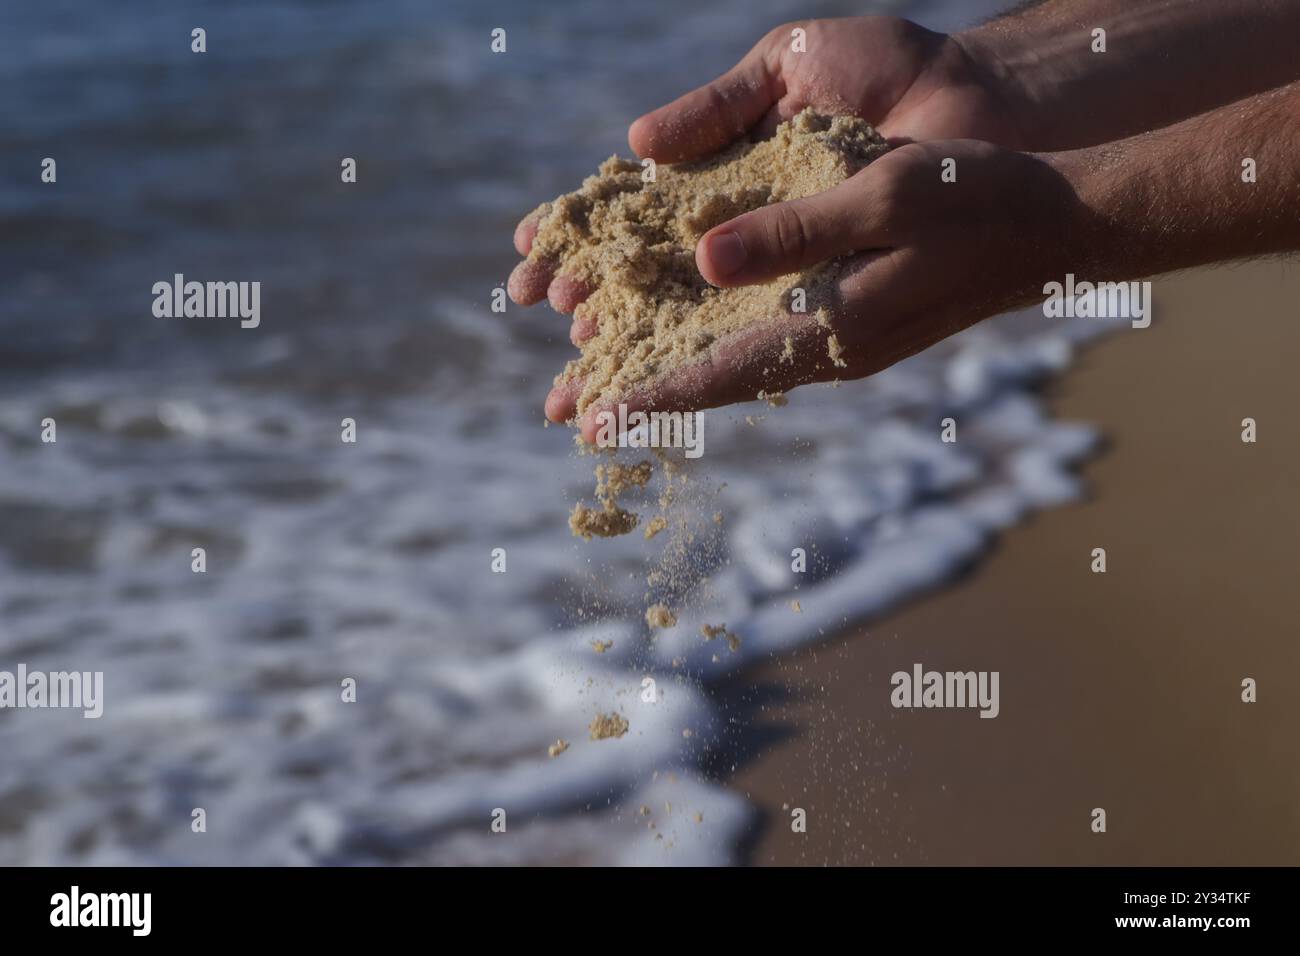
<box><xmin>1058</xmin><ymin>81</ymin><xmax>1300</xmax><ymax>280</ymax></box>
<box><xmin>959</xmin><ymin>0</ymin><xmax>1300</xmax><ymax>150</ymax></box>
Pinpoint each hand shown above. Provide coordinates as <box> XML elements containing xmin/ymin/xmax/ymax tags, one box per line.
<box><xmin>507</xmin><ymin>16</ymin><xmax>1026</xmax><ymax>388</ymax></box>
<box><xmin>563</xmin><ymin>140</ymin><xmax>1092</xmax><ymax>442</ymax></box>
<box><xmin>627</xmin><ymin>16</ymin><xmax>1026</xmax><ymax>162</ymax></box>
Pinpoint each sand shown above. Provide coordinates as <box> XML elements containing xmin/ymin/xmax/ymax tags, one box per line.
<box><xmin>723</xmin><ymin>260</ymin><xmax>1300</xmax><ymax>865</ymax></box>
<box><xmin>568</xmin><ymin>458</ymin><xmax>652</xmax><ymax>539</ymax></box>
<box><xmin>588</xmin><ymin>712</ymin><xmax>629</xmax><ymax>741</ymax></box>
<box><xmin>645</xmin><ymin>604</ymin><xmax>677</xmax><ymax>629</ymax></box>
<box><xmin>567</xmin><ymin>442</ymin><xmax>731</xmax><ymax>662</ymax></box>
<box><xmin>568</xmin><ymin>501</ymin><xmax>637</xmax><ymax>539</ymax></box>
<box><xmin>526</xmin><ymin>110</ymin><xmax>889</xmax><ymax>416</ymax></box>
<box><xmin>702</xmin><ymin>623</ymin><xmax>742</xmax><ymax>653</ymax></box>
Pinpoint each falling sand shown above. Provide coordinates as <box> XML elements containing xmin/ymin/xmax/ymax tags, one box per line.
<box><xmin>588</xmin><ymin>712</ymin><xmax>630</xmax><ymax>740</ymax></box>
<box><xmin>568</xmin><ymin>459</ymin><xmax>653</xmax><ymax>539</ymax></box>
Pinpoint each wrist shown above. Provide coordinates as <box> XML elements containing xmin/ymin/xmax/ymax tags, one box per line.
<box><xmin>949</xmin><ymin>27</ymin><xmax>1053</xmax><ymax>152</ymax></box>
<box><xmin>1040</xmin><ymin>143</ymin><xmax>1150</xmax><ymax>282</ymax></box>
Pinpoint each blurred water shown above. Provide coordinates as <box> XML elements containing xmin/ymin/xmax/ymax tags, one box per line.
<box><xmin>0</xmin><ymin>0</ymin><xmax>1106</xmax><ymax>865</ymax></box>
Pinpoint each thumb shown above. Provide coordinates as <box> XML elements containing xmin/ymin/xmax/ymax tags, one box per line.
<box><xmin>695</xmin><ymin>172</ymin><xmax>887</xmax><ymax>287</ymax></box>
<box><xmin>629</xmin><ymin>45</ymin><xmax>774</xmax><ymax>163</ymax></box>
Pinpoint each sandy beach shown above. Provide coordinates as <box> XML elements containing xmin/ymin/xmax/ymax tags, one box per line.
<box><xmin>728</xmin><ymin>258</ymin><xmax>1300</xmax><ymax>865</ymax></box>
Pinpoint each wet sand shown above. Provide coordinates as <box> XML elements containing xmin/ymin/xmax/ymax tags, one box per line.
<box><xmin>727</xmin><ymin>259</ymin><xmax>1300</xmax><ymax>865</ymax></box>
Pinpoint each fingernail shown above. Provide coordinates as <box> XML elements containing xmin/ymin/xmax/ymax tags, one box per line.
<box><xmin>705</xmin><ymin>231</ymin><xmax>747</xmax><ymax>277</ymax></box>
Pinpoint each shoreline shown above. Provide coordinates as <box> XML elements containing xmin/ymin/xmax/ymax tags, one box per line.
<box><xmin>723</xmin><ymin>259</ymin><xmax>1300</xmax><ymax>865</ymax></box>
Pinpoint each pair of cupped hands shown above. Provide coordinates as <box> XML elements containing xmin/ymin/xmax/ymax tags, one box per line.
<box><xmin>508</xmin><ymin>18</ymin><xmax>1087</xmax><ymax>442</ymax></box>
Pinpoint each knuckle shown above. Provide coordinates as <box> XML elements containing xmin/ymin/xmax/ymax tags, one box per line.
<box><xmin>771</xmin><ymin>203</ymin><xmax>814</xmax><ymax>261</ymax></box>
<box><xmin>765</xmin><ymin>22</ymin><xmax>796</xmax><ymax>45</ymax></box>
<box><xmin>872</xmin><ymin>173</ymin><xmax>907</xmax><ymax>225</ymax></box>
<box><xmin>871</xmin><ymin>151</ymin><xmax>932</xmax><ymax>228</ymax></box>
<box><xmin>702</xmin><ymin>82</ymin><xmax>745</xmax><ymax>137</ymax></box>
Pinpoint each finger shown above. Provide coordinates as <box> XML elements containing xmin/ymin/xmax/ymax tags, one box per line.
<box><xmin>695</xmin><ymin>168</ymin><xmax>891</xmax><ymax>287</ymax></box>
<box><xmin>545</xmin><ymin>376</ymin><xmax>584</xmax><ymax>424</ymax></box>
<box><xmin>831</xmin><ymin>246</ymin><xmax>967</xmax><ymax>375</ymax></box>
<box><xmin>513</xmin><ymin>218</ymin><xmax>538</xmax><ymax>257</ymax></box>
<box><xmin>508</xmin><ymin>256</ymin><xmax>556</xmax><ymax>306</ymax></box>
<box><xmin>628</xmin><ymin>44</ymin><xmax>778</xmax><ymax>163</ymax></box>
<box><xmin>547</xmin><ymin>274</ymin><xmax>594</xmax><ymax>314</ymax></box>
<box><xmin>570</xmin><ymin>306</ymin><xmax>598</xmax><ymax>345</ymax></box>
<box><xmin>513</xmin><ymin>205</ymin><xmax>548</xmax><ymax>256</ymax></box>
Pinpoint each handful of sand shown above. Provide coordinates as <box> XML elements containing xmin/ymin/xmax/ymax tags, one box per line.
<box><xmin>526</xmin><ymin>110</ymin><xmax>890</xmax><ymax>417</ymax></box>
